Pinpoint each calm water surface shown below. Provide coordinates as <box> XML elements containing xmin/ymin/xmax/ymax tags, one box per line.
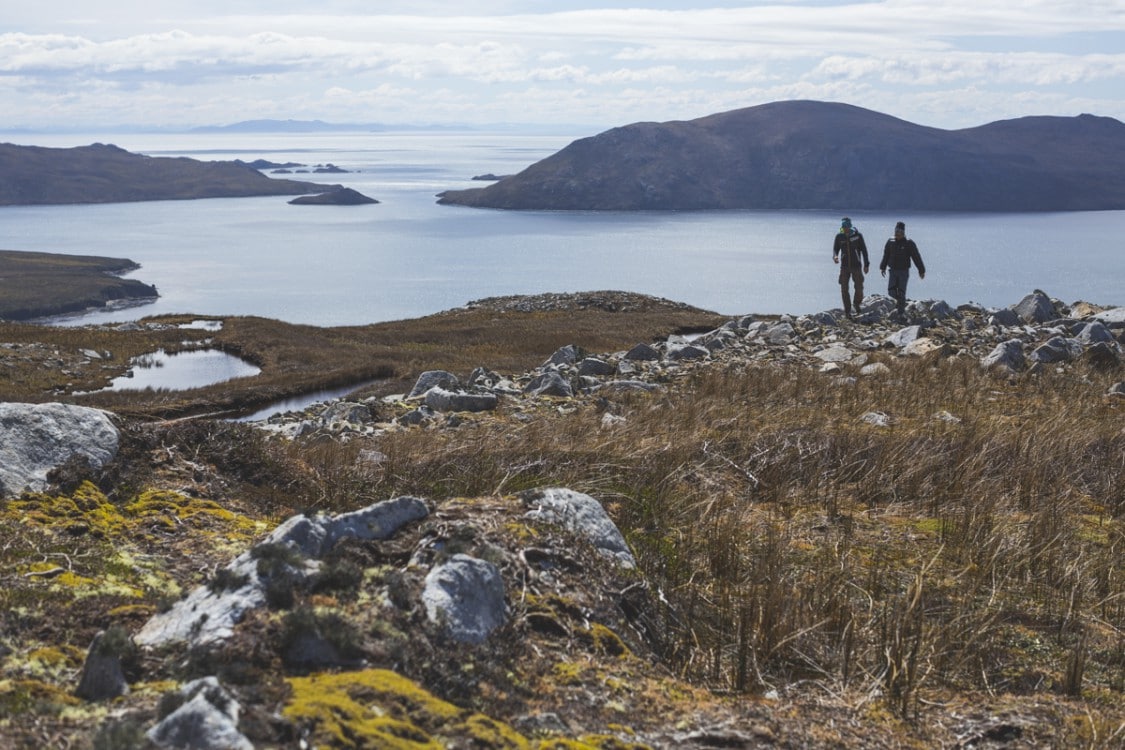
<box><xmin>2</xmin><ymin>131</ymin><xmax>1122</xmax><ymax>327</ymax></box>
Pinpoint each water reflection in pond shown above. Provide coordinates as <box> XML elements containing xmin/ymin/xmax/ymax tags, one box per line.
<box><xmin>101</xmin><ymin>348</ymin><xmax>261</xmax><ymax>392</ymax></box>
<box><xmin>232</xmin><ymin>380</ymin><xmax>381</xmax><ymax>422</ymax></box>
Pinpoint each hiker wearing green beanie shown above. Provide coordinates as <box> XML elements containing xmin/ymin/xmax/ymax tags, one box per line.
<box><xmin>832</xmin><ymin>217</ymin><xmax>869</xmax><ymax>319</ymax></box>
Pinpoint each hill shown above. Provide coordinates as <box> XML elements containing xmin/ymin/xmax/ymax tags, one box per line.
<box><xmin>0</xmin><ymin>142</ymin><xmax>340</xmax><ymax>205</ymax></box>
<box><xmin>437</xmin><ymin>100</ymin><xmax>1125</xmax><ymax>211</ymax></box>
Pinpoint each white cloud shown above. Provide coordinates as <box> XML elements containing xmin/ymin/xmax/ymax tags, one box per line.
<box><xmin>2</xmin><ymin>1</ymin><xmax>1124</xmax><ymax>130</ymax></box>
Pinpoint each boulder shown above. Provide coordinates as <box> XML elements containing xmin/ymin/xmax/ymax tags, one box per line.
<box><xmin>520</xmin><ymin>487</ymin><xmax>636</xmax><ymax>568</ymax></box>
<box><xmin>525</xmin><ymin>371</ymin><xmax>573</xmax><ymax>397</ymax></box>
<box><xmin>981</xmin><ymin>339</ymin><xmax>1026</xmax><ymax>372</ymax></box>
<box><xmin>422</xmin><ymin>554</ymin><xmax>508</xmax><ymax>644</ymax></box>
<box><xmin>146</xmin><ymin>678</ymin><xmax>253</xmax><ymax>750</ymax></box>
<box><xmin>1012</xmin><ymin>290</ymin><xmax>1057</xmax><ymax>324</ymax></box>
<box><xmin>408</xmin><ymin>370</ymin><xmax>461</xmax><ymax>398</ymax></box>
<box><xmin>423</xmin><ymin>386</ymin><xmax>499</xmax><ymax>413</ymax></box>
<box><xmin>1030</xmin><ymin>336</ymin><xmax>1083</xmax><ymax>364</ymax></box>
<box><xmin>544</xmin><ymin>344</ymin><xmax>583</xmax><ymax>367</ymax></box>
<box><xmin>624</xmin><ymin>342</ymin><xmax>661</xmax><ymax>361</ymax></box>
<box><xmin>0</xmin><ymin>402</ymin><xmax>119</xmax><ymax>498</ymax></box>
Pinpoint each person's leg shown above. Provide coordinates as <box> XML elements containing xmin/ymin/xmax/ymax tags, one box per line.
<box><xmin>889</xmin><ymin>269</ymin><xmax>909</xmax><ymax>314</ymax></box>
<box><xmin>852</xmin><ymin>266</ymin><xmax>864</xmax><ymax>312</ymax></box>
<box><xmin>838</xmin><ymin>266</ymin><xmax>852</xmax><ymax>315</ymax></box>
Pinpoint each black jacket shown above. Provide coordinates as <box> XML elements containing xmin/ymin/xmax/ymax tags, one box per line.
<box><xmin>880</xmin><ymin>237</ymin><xmax>925</xmax><ymax>274</ymax></box>
<box><xmin>833</xmin><ymin>229</ymin><xmax>868</xmax><ymax>268</ymax></box>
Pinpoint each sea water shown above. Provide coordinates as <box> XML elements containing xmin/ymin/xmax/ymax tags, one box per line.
<box><xmin>1</xmin><ymin>130</ymin><xmax>1122</xmax><ymax>327</ymax></box>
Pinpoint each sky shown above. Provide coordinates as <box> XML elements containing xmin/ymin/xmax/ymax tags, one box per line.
<box><xmin>2</xmin><ymin>1</ymin><xmax>1125</xmax><ymax>133</ymax></box>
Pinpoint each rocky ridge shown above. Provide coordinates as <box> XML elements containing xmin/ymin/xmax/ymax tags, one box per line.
<box><xmin>253</xmin><ymin>289</ymin><xmax>1124</xmax><ymax>442</ymax></box>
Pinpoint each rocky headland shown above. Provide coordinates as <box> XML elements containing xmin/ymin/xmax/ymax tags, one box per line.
<box><xmin>0</xmin><ymin>249</ymin><xmax>159</xmax><ymax>321</ymax></box>
<box><xmin>0</xmin><ymin>143</ymin><xmax>346</xmax><ymax>205</ymax></box>
<box><xmin>0</xmin><ymin>289</ymin><xmax>1122</xmax><ymax>749</ymax></box>
<box><xmin>438</xmin><ymin>100</ymin><xmax>1125</xmax><ymax>211</ymax></box>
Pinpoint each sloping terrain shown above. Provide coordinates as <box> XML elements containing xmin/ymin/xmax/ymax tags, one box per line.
<box><xmin>437</xmin><ymin>100</ymin><xmax>1125</xmax><ymax>211</ymax></box>
<box><xmin>0</xmin><ymin>290</ymin><xmax>1122</xmax><ymax>748</ymax></box>
<box><xmin>0</xmin><ymin>142</ymin><xmax>338</xmax><ymax>205</ymax></box>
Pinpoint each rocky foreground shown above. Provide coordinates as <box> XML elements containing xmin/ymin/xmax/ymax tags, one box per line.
<box><xmin>0</xmin><ymin>289</ymin><xmax>1122</xmax><ymax>749</ymax></box>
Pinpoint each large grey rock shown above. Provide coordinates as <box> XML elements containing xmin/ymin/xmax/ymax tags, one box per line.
<box><xmin>1092</xmin><ymin>307</ymin><xmax>1125</xmax><ymax>328</ymax></box>
<box><xmin>74</xmin><ymin>630</ymin><xmax>130</xmax><ymax>702</ymax></box>
<box><xmin>1075</xmin><ymin>321</ymin><xmax>1117</xmax><ymax>345</ymax></box>
<box><xmin>408</xmin><ymin>370</ymin><xmax>460</xmax><ymax>398</ymax></box>
<box><xmin>988</xmin><ymin>308</ymin><xmax>1022</xmax><ymax>327</ymax></box>
<box><xmin>1012</xmin><ymin>290</ymin><xmax>1057</xmax><ymax>324</ymax></box>
<box><xmin>422</xmin><ymin>554</ymin><xmax>508</xmax><ymax>644</ymax></box>
<box><xmin>424</xmin><ymin>386</ymin><xmax>499</xmax><ymax>413</ymax></box>
<box><xmin>322</xmin><ymin>495</ymin><xmax>430</xmax><ymax>550</ymax></box>
<box><xmin>981</xmin><ymin>339</ymin><xmax>1026</xmax><ymax>372</ymax></box>
<box><xmin>666</xmin><ymin>343</ymin><xmax>709</xmax><ymax>361</ymax></box>
<box><xmin>520</xmin><ymin>487</ymin><xmax>636</xmax><ymax>568</ymax></box>
<box><xmin>1030</xmin><ymin>336</ymin><xmax>1083</xmax><ymax>364</ymax></box>
<box><xmin>624</xmin><ymin>342</ymin><xmax>660</xmax><ymax>361</ymax></box>
<box><xmin>886</xmin><ymin>325</ymin><xmax>923</xmax><ymax>348</ymax></box>
<box><xmin>146</xmin><ymin>677</ymin><xmax>253</xmax><ymax>750</ymax></box>
<box><xmin>577</xmin><ymin>357</ymin><xmax>616</xmax><ymax>377</ymax></box>
<box><xmin>544</xmin><ymin>344</ymin><xmax>582</xmax><ymax>367</ymax></box>
<box><xmin>813</xmin><ymin>344</ymin><xmax>854</xmax><ymax>363</ymax></box>
<box><xmin>525</xmin><ymin>371</ymin><xmax>573</xmax><ymax>397</ymax></box>
<box><xmin>0</xmin><ymin>402</ymin><xmax>119</xmax><ymax>498</ymax></box>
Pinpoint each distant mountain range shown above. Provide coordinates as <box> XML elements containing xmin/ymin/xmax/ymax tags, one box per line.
<box><xmin>437</xmin><ymin>101</ymin><xmax>1125</xmax><ymax>211</ymax></box>
<box><xmin>0</xmin><ymin>142</ymin><xmax>339</xmax><ymax>205</ymax></box>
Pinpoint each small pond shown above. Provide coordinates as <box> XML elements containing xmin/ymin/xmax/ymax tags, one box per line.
<box><xmin>100</xmin><ymin>348</ymin><xmax>261</xmax><ymax>392</ymax></box>
<box><xmin>232</xmin><ymin>380</ymin><xmax>382</xmax><ymax>422</ymax></box>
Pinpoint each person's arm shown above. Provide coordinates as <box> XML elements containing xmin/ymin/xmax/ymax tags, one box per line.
<box><xmin>911</xmin><ymin>241</ymin><xmax>925</xmax><ymax>278</ymax></box>
<box><xmin>859</xmin><ymin>235</ymin><xmax>870</xmax><ymax>271</ymax></box>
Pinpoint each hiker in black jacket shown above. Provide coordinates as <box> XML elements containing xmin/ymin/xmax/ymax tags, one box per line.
<box><xmin>832</xmin><ymin>217</ymin><xmax>869</xmax><ymax>319</ymax></box>
<box><xmin>880</xmin><ymin>221</ymin><xmax>926</xmax><ymax>319</ymax></box>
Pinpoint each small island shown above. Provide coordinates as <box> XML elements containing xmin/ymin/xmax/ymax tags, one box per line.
<box><xmin>288</xmin><ymin>187</ymin><xmax>379</xmax><ymax>205</ymax></box>
<box><xmin>0</xmin><ymin>249</ymin><xmax>158</xmax><ymax>321</ymax></box>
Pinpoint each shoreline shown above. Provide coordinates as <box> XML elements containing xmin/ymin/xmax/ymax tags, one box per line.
<box><xmin>0</xmin><ymin>249</ymin><xmax>158</xmax><ymax>322</ymax></box>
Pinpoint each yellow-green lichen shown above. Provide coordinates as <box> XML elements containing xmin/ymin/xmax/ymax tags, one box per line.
<box><xmin>283</xmin><ymin>669</ymin><xmax>465</xmax><ymax>749</ymax></box>
<box><xmin>456</xmin><ymin>713</ymin><xmax>530</xmax><ymax>749</ymax></box>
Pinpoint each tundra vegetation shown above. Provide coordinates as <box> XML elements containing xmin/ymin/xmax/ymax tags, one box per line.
<box><xmin>0</xmin><ymin>295</ymin><xmax>1122</xmax><ymax>748</ymax></box>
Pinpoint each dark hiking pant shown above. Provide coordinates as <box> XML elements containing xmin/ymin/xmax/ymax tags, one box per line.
<box><xmin>888</xmin><ymin>269</ymin><xmax>910</xmax><ymax>314</ymax></box>
<box><xmin>838</xmin><ymin>265</ymin><xmax>864</xmax><ymax>314</ymax></box>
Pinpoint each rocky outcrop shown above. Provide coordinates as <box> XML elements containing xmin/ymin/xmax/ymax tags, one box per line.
<box><xmin>0</xmin><ymin>402</ymin><xmax>119</xmax><ymax>498</ymax></box>
<box><xmin>437</xmin><ymin>101</ymin><xmax>1125</xmax><ymax>211</ymax></box>
<box><xmin>251</xmin><ymin>291</ymin><xmax>1122</xmax><ymax>442</ymax></box>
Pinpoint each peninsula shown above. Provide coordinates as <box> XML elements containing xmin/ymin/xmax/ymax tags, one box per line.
<box><xmin>0</xmin><ymin>249</ymin><xmax>158</xmax><ymax>321</ymax></box>
<box><xmin>0</xmin><ymin>142</ymin><xmax>341</xmax><ymax>205</ymax></box>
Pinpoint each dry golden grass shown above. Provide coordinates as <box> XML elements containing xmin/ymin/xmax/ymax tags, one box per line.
<box><xmin>318</xmin><ymin>353</ymin><xmax>1124</xmax><ymax>724</ymax></box>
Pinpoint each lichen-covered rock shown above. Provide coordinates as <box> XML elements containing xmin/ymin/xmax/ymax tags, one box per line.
<box><xmin>521</xmin><ymin>487</ymin><xmax>636</xmax><ymax>568</ymax></box>
<box><xmin>146</xmin><ymin>677</ymin><xmax>253</xmax><ymax>750</ymax></box>
<box><xmin>0</xmin><ymin>402</ymin><xmax>119</xmax><ymax>498</ymax></box>
<box><xmin>422</xmin><ymin>554</ymin><xmax>508</xmax><ymax>644</ymax></box>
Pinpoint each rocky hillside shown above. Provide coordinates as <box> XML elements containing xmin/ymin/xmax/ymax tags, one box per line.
<box><xmin>0</xmin><ymin>143</ymin><xmax>341</xmax><ymax>205</ymax></box>
<box><xmin>437</xmin><ymin>100</ymin><xmax>1125</xmax><ymax>211</ymax></box>
<box><xmin>0</xmin><ymin>290</ymin><xmax>1122</xmax><ymax>749</ymax></box>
